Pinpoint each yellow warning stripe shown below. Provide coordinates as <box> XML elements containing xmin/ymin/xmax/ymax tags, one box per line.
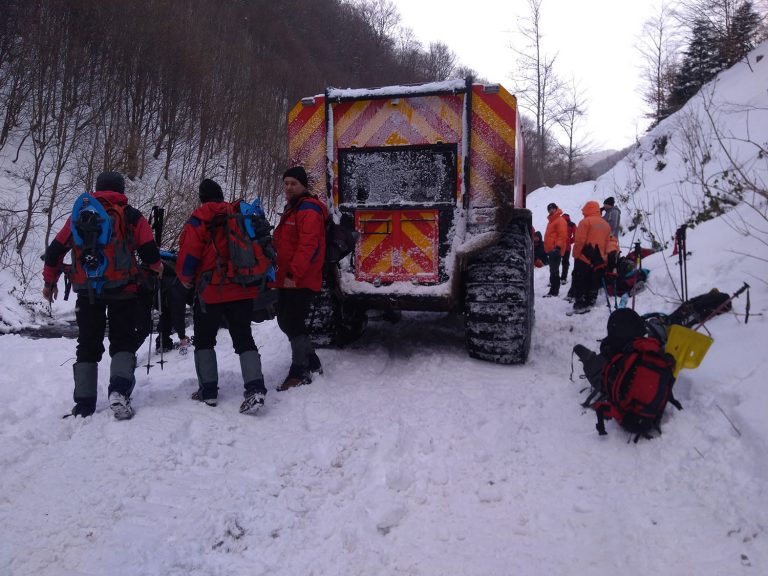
<box><xmin>288</xmin><ymin>106</ymin><xmax>324</xmax><ymax>159</ymax></box>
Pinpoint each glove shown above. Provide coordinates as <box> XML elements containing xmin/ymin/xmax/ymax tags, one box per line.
<box><xmin>43</xmin><ymin>282</ymin><xmax>58</xmax><ymax>302</ymax></box>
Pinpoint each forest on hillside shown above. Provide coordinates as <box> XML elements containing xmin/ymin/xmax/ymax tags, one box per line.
<box><xmin>0</xmin><ymin>0</ymin><xmax>467</xmax><ymax>283</ymax></box>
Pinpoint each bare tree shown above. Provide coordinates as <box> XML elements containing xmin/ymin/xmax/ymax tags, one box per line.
<box><xmin>555</xmin><ymin>79</ymin><xmax>589</xmax><ymax>184</ymax></box>
<box><xmin>510</xmin><ymin>0</ymin><xmax>565</xmax><ymax>188</ymax></box>
<box><xmin>420</xmin><ymin>42</ymin><xmax>458</xmax><ymax>81</ymax></box>
<box><xmin>637</xmin><ymin>1</ymin><xmax>683</xmax><ymax>127</ymax></box>
<box><xmin>353</xmin><ymin>0</ymin><xmax>401</xmax><ymax>49</ymax></box>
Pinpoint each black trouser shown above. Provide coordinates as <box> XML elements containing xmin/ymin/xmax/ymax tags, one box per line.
<box><xmin>571</xmin><ymin>260</ymin><xmax>592</xmax><ymax>306</ymax></box>
<box><xmin>75</xmin><ymin>294</ymin><xmax>137</xmax><ymax>361</ymax></box>
<box><xmin>547</xmin><ymin>249</ymin><xmax>561</xmax><ymax>295</ymax></box>
<box><xmin>276</xmin><ymin>288</ymin><xmax>316</xmax><ymax>339</ymax></box>
<box><xmin>561</xmin><ymin>248</ymin><xmax>571</xmax><ymax>280</ymax></box>
<box><xmin>193</xmin><ymin>298</ymin><xmax>256</xmax><ymax>354</ymax></box>
<box><xmin>277</xmin><ymin>288</ymin><xmax>318</xmax><ymax>376</ymax></box>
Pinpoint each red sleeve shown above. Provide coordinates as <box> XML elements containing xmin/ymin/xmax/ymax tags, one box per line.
<box><xmin>175</xmin><ymin>217</ymin><xmax>208</xmax><ymax>284</ymax></box>
<box><xmin>133</xmin><ymin>215</ymin><xmax>162</xmax><ymax>272</ymax></box>
<box><xmin>42</xmin><ymin>219</ymin><xmax>74</xmax><ymax>284</ymax></box>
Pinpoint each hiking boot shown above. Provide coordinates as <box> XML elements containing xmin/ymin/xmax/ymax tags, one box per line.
<box><xmin>277</xmin><ymin>372</ymin><xmax>312</xmax><ymax>392</ymax></box>
<box><xmin>191</xmin><ymin>389</ymin><xmax>217</xmax><ymax>407</ymax></box>
<box><xmin>71</xmin><ymin>398</ymin><xmax>96</xmax><ymax>418</ymax></box>
<box><xmin>239</xmin><ymin>392</ymin><xmax>265</xmax><ymax>415</ymax></box>
<box><xmin>108</xmin><ymin>391</ymin><xmax>133</xmax><ymax>420</ymax></box>
<box><xmin>572</xmin><ymin>303</ymin><xmax>592</xmax><ymax>315</ymax></box>
<box><xmin>308</xmin><ymin>352</ymin><xmax>323</xmax><ymax>375</ymax></box>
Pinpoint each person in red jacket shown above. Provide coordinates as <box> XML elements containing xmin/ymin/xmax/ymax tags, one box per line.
<box><xmin>543</xmin><ymin>202</ymin><xmax>568</xmax><ymax>297</ymax></box>
<box><xmin>561</xmin><ymin>213</ymin><xmax>576</xmax><ymax>284</ymax></box>
<box><xmin>273</xmin><ymin>166</ymin><xmax>328</xmax><ymax>391</ymax></box>
<box><xmin>42</xmin><ymin>171</ymin><xmax>163</xmax><ymax>420</ymax></box>
<box><xmin>175</xmin><ymin>179</ymin><xmax>267</xmax><ymax>414</ymax></box>
<box><xmin>571</xmin><ymin>200</ymin><xmax>612</xmax><ymax>313</ymax></box>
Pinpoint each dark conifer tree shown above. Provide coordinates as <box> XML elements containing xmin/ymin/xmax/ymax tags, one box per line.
<box><xmin>727</xmin><ymin>1</ymin><xmax>762</xmax><ymax>65</ymax></box>
<box><xmin>667</xmin><ymin>18</ymin><xmax>723</xmax><ymax>113</ymax></box>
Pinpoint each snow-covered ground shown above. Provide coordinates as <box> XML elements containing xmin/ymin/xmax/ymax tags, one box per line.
<box><xmin>1</xmin><ymin>198</ymin><xmax>766</xmax><ymax>575</ymax></box>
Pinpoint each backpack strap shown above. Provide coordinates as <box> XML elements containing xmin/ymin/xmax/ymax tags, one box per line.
<box><xmin>594</xmin><ymin>402</ymin><xmax>613</xmax><ymax>435</ymax></box>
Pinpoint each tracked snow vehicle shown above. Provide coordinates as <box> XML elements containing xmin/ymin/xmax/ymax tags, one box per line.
<box><xmin>288</xmin><ymin>79</ymin><xmax>533</xmax><ymax>364</ymax></box>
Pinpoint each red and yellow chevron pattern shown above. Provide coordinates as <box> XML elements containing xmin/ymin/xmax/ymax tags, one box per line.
<box><xmin>355</xmin><ymin>210</ymin><xmax>438</xmax><ymax>282</ymax></box>
<box><xmin>287</xmin><ymin>84</ymin><xmax>520</xmax><ymax>284</ymax></box>
<box><xmin>469</xmin><ymin>86</ymin><xmax>518</xmax><ymax>207</ymax></box>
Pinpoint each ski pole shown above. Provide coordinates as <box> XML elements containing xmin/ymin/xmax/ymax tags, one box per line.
<box><xmin>601</xmin><ymin>276</ymin><xmax>612</xmax><ymax>311</ymax></box>
<box><xmin>156</xmin><ymin>278</ymin><xmax>166</xmax><ymax>370</ymax></box>
<box><xmin>681</xmin><ymin>226</ymin><xmax>688</xmax><ymax>302</ymax></box>
<box><xmin>675</xmin><ymin>228</ymin><xmax>686</xmax><ymax>303</ymax></box>
<box><xmin>692</xmin><ymin>282</ymin><xmax>750</xmax><ymax>332</ymax></box>
<box><xmin>144</xmin><ymin>276</ymin><xmax>155</xmax><ymax>374</ymax></box>
<box><xmin>631</xmin><ymin>241</ymin><xmax>641</xmax><ymax>310</ymax></box>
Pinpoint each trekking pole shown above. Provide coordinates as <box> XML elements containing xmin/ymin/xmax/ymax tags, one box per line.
<box><xmin>676</xmin><ymin>226</ymin><xmax>689</xmax><ymax>302</ymax></box>
<box><xmin>681</xmin><ymin>226</ymin><xmax>688</xmax><ymax>302</ymax></box>
<box><xmin>601</xmin><ymin>276</ymin><xmax>612</xmax><ymax>311</ymax></box>
<box><xmin>692</xmin><ymin>282</ymin><xmax>750</xmax><ymax>332</ymax></box>
<box><xmin>156</xmin><ymin>278</ymin><xmax>166</xmax><ymax>370</ymax></box>
<box><xmin>144</xmin><ymin>276</ymin><xmax>155</xmax><ymax>374</ymax></box>
<box><xmin>631</xmin><ymin>241</ymin><xmax>642</xmax><ymax>310</ymax></box>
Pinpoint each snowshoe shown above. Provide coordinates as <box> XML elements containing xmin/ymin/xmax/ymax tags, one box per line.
<box><xmin>239</xmin><ymin>392</ymin><xmax>265</xmax><ymax>415</ymax></box>
<box><xmin>191</xmin><ymin>389</ymin><xmax>217</xmax><ymax>407</ymax></box>
<box><xmin>108</xmin><ymin>392</ymin><xmax>133</xmax><ymax>420</ymax></box>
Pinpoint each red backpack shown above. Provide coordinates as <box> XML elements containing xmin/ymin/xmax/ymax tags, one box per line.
<box><xmin>592</xmin><ymin>337</ymin><xmax>681</xmax><ymax>442</ymax></box>
<box><xmin>203</xmin><ymin>199</ymin><xmax>274</xmax><ymax>289</ymax></box>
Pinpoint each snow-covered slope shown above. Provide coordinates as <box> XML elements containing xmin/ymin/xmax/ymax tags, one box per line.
<box><xmin>531</xmin><ymin>41</ymin><xmax>768</xmax><ymax>257</ymax></box>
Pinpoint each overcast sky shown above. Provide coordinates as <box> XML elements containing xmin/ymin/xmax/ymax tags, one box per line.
<box><xmin>390</xmin><ymin>0</ymin><xmax>664</xmax><ymax>151</ymax></box>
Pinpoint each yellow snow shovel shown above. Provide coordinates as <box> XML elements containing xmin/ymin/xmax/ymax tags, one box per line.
<box><xmin>665</xmin><ymin>324</ymin><xmax>713</xmax><ymax>378</ymax></box>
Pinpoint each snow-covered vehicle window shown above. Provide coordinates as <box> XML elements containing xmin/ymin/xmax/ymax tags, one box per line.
<box><xmin>338</xmin><ymin>144</ymin><xmax>456</xmax><ymax>205</ymax></box>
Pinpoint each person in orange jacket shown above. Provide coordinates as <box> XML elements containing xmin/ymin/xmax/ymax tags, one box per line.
<box><xmin>543</xmin><ymin>202</ymin><xmax>568</xmax><ymax>297</ymax></box>
<box><xmin>571</xmin><ymin>200</ymin><xmax>612</xmax><ymax>313</ymax></box>
<box><xmin>273</xmin><ymin>166</ymin><xmax>328</xmax><ymax>391</ymax></box>
<box><xmin>176</xmin><ymin>179</ymin><xmax>268</xmax><ymax>414</ymax></box>
<box><xmin>561</xmin><ymin>213</ymin><xmax>576</xmax><ymax>284</ymax></box>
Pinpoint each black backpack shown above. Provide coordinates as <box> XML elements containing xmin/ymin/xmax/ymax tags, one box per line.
<box><xmin>668</xmin><ymin>289</ymin><xmax>732</xmax><ymax>327</ymax></box>
<box><xmin>326</xmin><ymin>216</ymin><xmax>359</xmax><ymax>264</ymax></box>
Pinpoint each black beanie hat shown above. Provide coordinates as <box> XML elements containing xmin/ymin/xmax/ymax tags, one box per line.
<box><xmin>95</xmin><ymin>171</ymin><xmax>125</xmax><ymax>194</ymax></box>
<box><xmin>547</xmin><ymin>202</ymin><xmax>558</xmax><ymax>211</ymax></box>
<box><xmin>606</xmin><ymin>308</ymin><xmax>646</xmax><ymax>343</ymax></box>
<box><xmin>604</xmin><ymin>197</ymin><xmax>615</xmax><ymax>206</ymax></box>
<box><xmin>283</xmin><ymin>166</ymin><xmax>308</xmax><ymax>188</ymax></box>
<box><xmin>199</xmin><ymin>179</ymin><xmax>224</xmax><ymax>203</ymax></box>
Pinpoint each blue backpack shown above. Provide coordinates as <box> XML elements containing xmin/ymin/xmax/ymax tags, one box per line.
<box><xmin>70</xmin><ymin>193</ymin><xmax>138</xmax><ymax>301</ymax></box>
